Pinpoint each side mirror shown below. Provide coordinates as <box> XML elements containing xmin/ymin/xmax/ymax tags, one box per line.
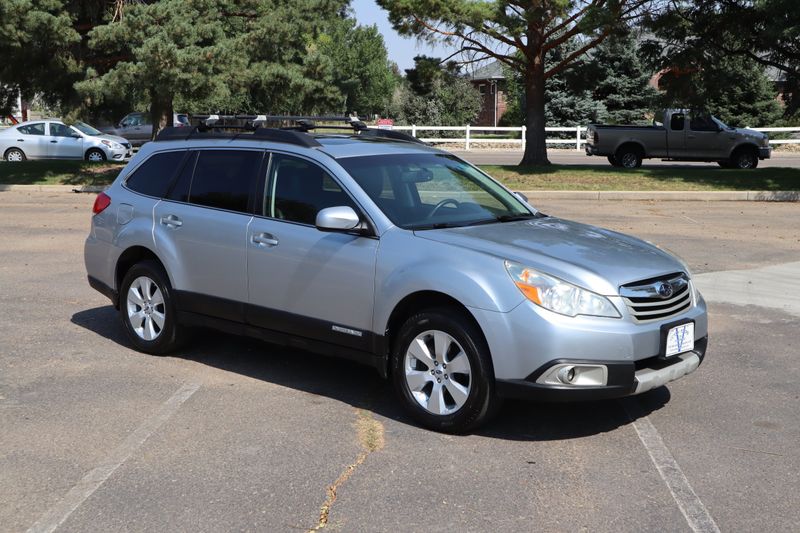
<box><xmin>71</xmin><ymin>132</ymin><xmax>82</xmax><ymax>138</ymax></box>
<box><xmin>515</xmin><ymin>191</ymin><xmax>529</xmax><ymax>203</ymax></box>
<box><xmin>316</xmin><ymin>206</ymin><xmax>361</xmax><ymax>232</ymax></box>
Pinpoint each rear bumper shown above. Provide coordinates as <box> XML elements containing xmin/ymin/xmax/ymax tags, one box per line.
<box><xmin>759</xmin><ymin>146</ymin><xmax>771</xmax><ymax>160</ymax></box>
<box><xmin>496</xmin><ymin>336</ymin><xmax>707</xmax><ymax>401</ymax></box>
<box><xmin>88</xmin><ymin>275</ymin><xmax>119</xmax><ymax>307</ymax></box>
<box><xmin>585</xmin><ymin>144</ymin><xmax>600</xmax><ymax>156</ymax></box>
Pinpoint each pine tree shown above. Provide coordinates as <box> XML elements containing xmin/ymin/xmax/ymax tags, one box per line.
<box><xmin>580</xmin><ymin>32</ymin><xmax>659</xmax><ymax>124</ymax></box>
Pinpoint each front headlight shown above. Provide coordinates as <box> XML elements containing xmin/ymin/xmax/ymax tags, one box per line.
<box><xmin>505</xmin><ymin>261</ymin><xmax>620</xmax><ymax>318</ymax></box>
<box><xmin>101</xmin><ymin>140</ymin><xmax>122</xmax><ymax>150</ymax></box>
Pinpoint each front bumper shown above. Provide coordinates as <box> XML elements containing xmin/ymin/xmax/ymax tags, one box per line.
<box><xmin>496</xmin><ymin>336</ymin><xmax>707</xmax><ymax>401</ymax></box>
<box><xmin>759</xmin><ymin>146</ymin><xmax>771</xmax><ymax>160</ymax></box>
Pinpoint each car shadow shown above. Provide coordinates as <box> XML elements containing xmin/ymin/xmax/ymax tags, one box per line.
<box><xmin>72</xmin><ymin>306</ymin><xmax>671</xmax><ymax>442</ymax></box>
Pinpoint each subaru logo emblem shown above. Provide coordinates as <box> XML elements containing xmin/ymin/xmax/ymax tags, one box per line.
<box><xmin>657</xmin><ymin>282</ymin><xmax>674</xmax><ymax>298</ymax></box>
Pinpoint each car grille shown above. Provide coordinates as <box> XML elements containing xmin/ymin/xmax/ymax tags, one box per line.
<box><xmin>620</xmin><ymin>273</ymin><xmax>693</xmax><ymax>322</ymax></box>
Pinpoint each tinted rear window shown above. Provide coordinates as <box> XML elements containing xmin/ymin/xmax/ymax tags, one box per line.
<box><xmin>189</xmin><ymin>150</ymin><xmax>263</xmax><ymax>213</ymax></box>
<box><xmin>125</xmin><ymin>151</ymin><xmax>186</xmax><ymax>198</ymax></box>
<box><xmin>18</xmin><ymin>123</ymin><xmax>45</xmax><ymax>135</ymax></box>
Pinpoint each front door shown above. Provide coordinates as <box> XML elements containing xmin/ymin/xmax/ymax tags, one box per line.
<box><xmin>47</xmin><ymin>123</ymin><xmax>84</xmax><ymax>159</ymax></box>
<box><xmin>246</xmin><ymin>153</ymin><xmax>379</xmax><ymax>352</ymax></box>
<box><xmin>153</xmin><ymin>149</ymin><xmax>265</xmax><ymax>322</ymax></box>
<box><xmin>685</xmin><ymin>112</ymin><xmax>728</xmax><ymax>159</ymax></box>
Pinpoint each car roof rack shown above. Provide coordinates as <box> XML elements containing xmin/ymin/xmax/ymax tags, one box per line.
<box><xmin>154</xmin><ymin>114</ymin><xmax>427</xmax><ymax>148</ymax></box>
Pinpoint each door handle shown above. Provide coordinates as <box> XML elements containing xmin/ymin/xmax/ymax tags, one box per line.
<box><xmin>50</xmin><ymin>140</ymin><xmax>58</xmax><ymax>143</ymax></box>
<box><xmin>687</xmin><ymin>135</ymin><xmax>696</xmax><ymax>139</ymax></box>
<box><xmin>252</xmin><ymin>232</ymin><xmax>278</xmax><ymax>246</ymax></box>
<box><xmin>160</xmin><ymin>214</ymin><xmax>183</xmax><ymax>228</ymax></box>
<box><xmin>16</xmin><ymin>139</ymin><xmax>24</xmax><ymax>142</ymax></box>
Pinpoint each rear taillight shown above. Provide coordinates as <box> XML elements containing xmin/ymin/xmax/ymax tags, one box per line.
<box><xmin>92</xmin><ymin>192</ymin><xmax>111</xmax><ymax>215</ymax></box>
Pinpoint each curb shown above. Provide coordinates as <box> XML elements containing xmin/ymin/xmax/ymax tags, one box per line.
<box><xmin>0</xmin><ymin>184</ymin><xmax>798</xmax><ymax>201</ymax></box>
<box><xmin>0</xmin><ymin>184</ymin><xmax>107</xmax><ymax>193</ymax></box>
<box><xmin>517</xmin><ymin>190</ymin><xmax>800</xmax><ymax>202</ymax></box>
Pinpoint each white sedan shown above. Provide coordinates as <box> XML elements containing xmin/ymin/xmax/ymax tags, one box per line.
<box><xmin>0</xmin><ymin>120</ymin><xmax>132</xmax><ymax>162</ymax></box>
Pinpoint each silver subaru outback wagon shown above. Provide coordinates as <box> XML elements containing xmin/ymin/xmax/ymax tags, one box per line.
<box><xmin>85</xmin><ymin>123</ymin><xmax>708</xmax><ymax>433</ymax></box>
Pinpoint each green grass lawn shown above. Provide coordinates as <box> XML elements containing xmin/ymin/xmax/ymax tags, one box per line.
<box><xmin>1</xmin><ymin>159</ymin><xmax>799</xmax><ymax>191</ymax></box>
<box><xmin>0</xmin><ymin>160</ymin><xmax>124</xmax><ymax>186</ymax></box>
<box><xmin>481</xmin><ymin>164</ymin><xmax>800</xmax><ymax>191</ymax></box>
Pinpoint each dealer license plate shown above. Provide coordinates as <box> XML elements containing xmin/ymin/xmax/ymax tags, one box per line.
<box><xmin>665</xmin><ymin>323</ymin><xmax>694</xmax><ymax>357</ymax></box>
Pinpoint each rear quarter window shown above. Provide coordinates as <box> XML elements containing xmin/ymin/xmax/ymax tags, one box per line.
<box><xmin>125</xmin><ymin>151</ymin><xmax>187</xmax><ymax>198</ymax></box>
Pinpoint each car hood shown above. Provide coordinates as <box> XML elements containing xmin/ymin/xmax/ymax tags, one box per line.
<box><xmin>734</xmin><ymin>127</ymin><xmax>767</xmax><ymax>141</ymax></box>
<box><xmin>415</xmin><ymin>217</ymin><xmax>687</xmax><ymax>295</ymax></box>
<box><xmin>94</xmin><ymin>133</ymin><xmax>129</xmax><ymax>144</ymax></box>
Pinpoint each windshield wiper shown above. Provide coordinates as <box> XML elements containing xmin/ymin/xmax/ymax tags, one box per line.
<box><xmin>495</xmin><ymin>213</ymin><xmax>539</xmax><ymax>222</ymax></box>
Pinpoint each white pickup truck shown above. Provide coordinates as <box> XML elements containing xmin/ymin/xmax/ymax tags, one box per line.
<box><xmin>584</xmin><ymin>109</ymin><xmax>771</xmax><ymax>169</ymax></box>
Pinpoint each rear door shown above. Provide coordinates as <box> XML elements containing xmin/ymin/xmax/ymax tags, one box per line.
<box><xmin>14</xmin><ymin>123</ymin><xmax>49</xmax><ymax>159</ymax></box>
<box><xmin>666</xmin><ymin>112</ymin><xmax>687</xmax><ymax>157</ymax></box>
<box><xmin>47</xmin><ymin>122</ymin><xmax>84</xmax><ymax>159</ymax></box>
<box><xmin>153</xmin><ymin>148</ymin><xmax>265</xmax><ymax>322</ymax></box>
<box><xmin>246</xmin><ymin>153</ymin><xmax>379</xmax><ymax>351</ymax></box>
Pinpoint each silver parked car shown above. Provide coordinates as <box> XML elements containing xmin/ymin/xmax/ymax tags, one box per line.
<box><xmin>0</xmin><ymin>120</ymin><xmax>132</xmax><ymax>162</ymax></box>
<box><xmin>84</xmin><ymin>122</ymin><xmax>707</xmax><ymax>433</ymax></box>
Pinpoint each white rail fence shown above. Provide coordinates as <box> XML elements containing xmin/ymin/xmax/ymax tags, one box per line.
<box><xmin>392</xmin><ymin>125</ymin><xmax>800</xmax><ymax>151</ymax></box>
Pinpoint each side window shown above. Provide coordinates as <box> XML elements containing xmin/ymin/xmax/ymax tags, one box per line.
<box><xmin>166</xmin><ymin>151</ymin><xmax>197</xmax><ymax>202</ymax></box>
<box><xmin>268</xmin><ymin>155</ymin><xmax>356</xmax><ymax>225</ymax></box>
<box><xmin>17</xmin><ymin>123</ymin><xmax>45</xmax><ymax>135</ymax></box>
<box><xmin>125</xmin><ymin>151</ymin><xmax>186</xmax><ymax>198</ymax></box>
<box><xmin>690</xmin><ymin>114</ymin><xmax>717</xmax><ymax>132</ymax></box>
<box><xmin>189</xmin><ymin>150</ymin><xmax>262</xmax><ymax>213</ymax></box>
<box><xmin>50</xmin><ymin>123</ymin><xmax>73</xmax><ymax>137</ymax></box>
<box><xmin>670</xmin><ymin>113</ymin><xmax>685</xmax><ymax>131</ymax></box>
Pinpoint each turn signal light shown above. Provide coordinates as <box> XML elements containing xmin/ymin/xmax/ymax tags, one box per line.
<box><xmin>92</xmin><ymin>192</ymin><xmax>111</xmax><ymax>215</ymax></box>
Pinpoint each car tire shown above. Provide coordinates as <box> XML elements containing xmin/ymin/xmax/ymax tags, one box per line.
<box><xmin>731</xmin><ymin>148</ymin><xmax>759</xmax><ymax>169</ymax></box>
<box><xmin>615</xmin><ymin>146</ymin><xmax>643</xmax><ymax>169</ymax></box>
<box><xmin>85</xmin><ymin>148</ymin><xmax>107</xmax><ymax>162</ymax></box>
<box><xmin>391</xmin><ymin>308</ymin><xmax>499</xmax><ymax>433</ymax></box>
<box><xmin>607</xmin><ymin>155</ymin><xmax>622</xmax><ymax>167</ymax></box>
<box><xmin>4</xmin><ymin>148</ymin><xmax>26</xmax><ymax>162</ymax></box>
<box><xmin>119</xmin><ymin>260</ymin><xmax>183</xmax><ymax>355</ymax></box>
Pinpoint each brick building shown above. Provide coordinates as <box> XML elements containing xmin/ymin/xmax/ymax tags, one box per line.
<box><xmin>469</xmin><ymin>61</ymin><xmax>508</xmax><ymax>126</ymax></box>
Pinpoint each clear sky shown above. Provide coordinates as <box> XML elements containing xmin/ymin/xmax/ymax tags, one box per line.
<box><xmin>350</xmin><ymin>0</ymin><xmax>458</xmax><ymax>72</ymax></box>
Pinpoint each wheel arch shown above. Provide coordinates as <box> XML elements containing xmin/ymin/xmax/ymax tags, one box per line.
<box><xmin>4</xmin><ymin>146</ymin><xmax>26</xmax><ymax>160</ymax></box>
<box><xmin>384</xmin><ymin>290</ymin><xmax>491</xmax><ymax>368</ymax></box>
<box><xmin>728</xmin><ymin>142</ymin><xmax>759</xmax><ymax>159</ymax></box>
<box><xmin>85</xmin><ymin>146</ymin><xmax>107</xmax><ymax>160</ymax></box>
<box><xmin>614</xmin><ymin>141</ymin><xmax>646</xmax><ymax>159</ymax></box>
<box><xmin>115</xmin><ymin>245</ymin><xmax>170</xmax><ymax>300</ymax></box>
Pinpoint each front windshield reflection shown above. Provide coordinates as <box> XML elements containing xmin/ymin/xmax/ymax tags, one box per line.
<box><xmin>339</xmin><ymin>153</ymin><xmax>534</xmax><ymax>230</ymax></box>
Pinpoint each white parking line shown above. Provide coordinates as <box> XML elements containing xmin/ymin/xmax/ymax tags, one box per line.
<box><xmin>625</xmin><ymin>406</ymin><xmax>720</xmax><ymax>533</ymax></box>
<box><xmin>26</xmin><ymin>382</ymin><xmax>201</xmax><ymax>533</ymax></box>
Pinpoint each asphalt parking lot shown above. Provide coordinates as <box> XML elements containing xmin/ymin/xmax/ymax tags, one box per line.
<box><xmin>1</xmin><ymin>191</ymin><xmax>798</xmax><ymax>532</ymax></box>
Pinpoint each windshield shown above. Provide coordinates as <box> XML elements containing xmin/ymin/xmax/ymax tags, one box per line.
<box><xmin>712</xmin><ymin>116</ymin><xmax>730</xmax><ymax>129</ymax></box>
<box><xmin>71</xmin><ymin>121</ymin><xmax>102</xmax><ymax>136</ymax></box>
<box><xmin>338</xmin><ymin>153</ymin><xmax>535</xmax><ymax>230</ymax></box>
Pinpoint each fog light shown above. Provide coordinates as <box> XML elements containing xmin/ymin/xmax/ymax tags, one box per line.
<box><xmin>537</xmin><ymin>363</ymin><xmax>609</xmax><ymax>387</ymax></box>
<box><xmin>557</xmin><ymin>366</ymin><xmax>576</xmax><ymax>384</ymax></box>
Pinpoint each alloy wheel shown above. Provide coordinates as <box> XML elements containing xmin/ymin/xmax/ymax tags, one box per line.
<box><xmin>6</xmin><ymin>149</ymin><xmax>24</xmax><ymax>162</ymax></box>
<box><xmin>404</xmin><ymin>330</ymin><xmax>472</xmax><ymax>416</ymax></box>
<box><xmin>126</xmin><ymin>276</ymin><xmax>166</xmax><ymax>341</ymax></box>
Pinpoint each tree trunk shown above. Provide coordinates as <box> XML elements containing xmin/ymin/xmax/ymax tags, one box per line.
<box><xmin>520</xmin><ymin>51</ymin><xmax>550</xmax><ymax>166</ymax></box>
<box><xmin>149</xmin><ymin>91</ymin><xmax>174</xmax><ymax>141</ymax></box>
